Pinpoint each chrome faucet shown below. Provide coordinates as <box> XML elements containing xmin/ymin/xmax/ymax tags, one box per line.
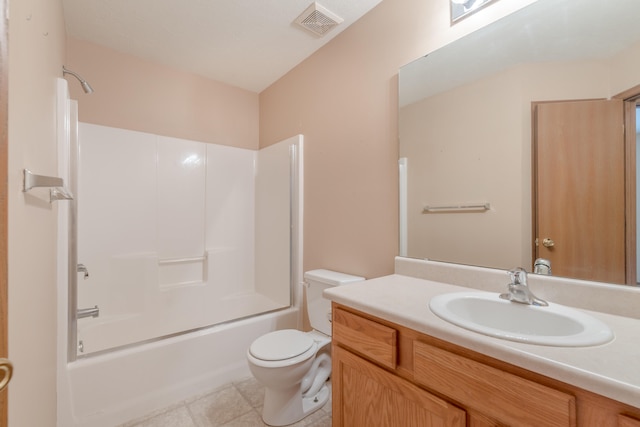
<box><xmin>499</xmin><ymin>267</ymin><xmax>548</xmax><ymax>306</ymax></box>
<box><xmin>533</xmin><ymin>258</ymin><xmax>551</xmax><ymax>275</ymax></box>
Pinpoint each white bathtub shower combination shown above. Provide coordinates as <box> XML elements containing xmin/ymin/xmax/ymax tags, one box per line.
<box><xmin>75</xmin><ymin>124</ymin><xmax>298</xmax><ymax>355</ymax></box>
<box><xmin>56</xmin><ymin>86</ymin><xmax>304</xmax><ymax>427</ymax></box>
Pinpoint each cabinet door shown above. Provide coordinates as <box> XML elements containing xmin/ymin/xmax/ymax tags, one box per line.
<box><xmin>332</xmin><ymin>345</ymin><xmax>465</xmax><ymax>427</ymax></box>
<box><xmin>620</xmin><ymin>415</ymin><xmax>640</xmax><ymax>427</ymax></box>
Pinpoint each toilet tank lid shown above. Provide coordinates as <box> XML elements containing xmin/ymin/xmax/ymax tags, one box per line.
<box><xmin>304</xmin><ymin>269</ymin><xmax>365</xmax><ymax>286</ymax></box>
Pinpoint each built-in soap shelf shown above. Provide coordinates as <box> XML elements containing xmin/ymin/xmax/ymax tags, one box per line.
<box><xmin>158</xmin><ymin>252</ymin><xmax>208</xmax><ymax>289</ymax></box>
<box><xmin>22</xmin><ymin>169</ymin><xmax>73</xmax><ymax>202</ymax></box>
<box><xmin>158</xmin><ymin>253</ymin><xmax>208</xmax><ymax>265</ymax></box>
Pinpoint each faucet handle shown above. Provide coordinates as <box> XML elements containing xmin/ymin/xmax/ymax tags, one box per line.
<box><xmin>503</xmin><ymin>267</ymin><xmax>548</xmax><ymax>306</ymax></box>
<box><xmin>77</xmin><ymin>263</ymin><xmax>89</xmax><ymax>279</ymax></box>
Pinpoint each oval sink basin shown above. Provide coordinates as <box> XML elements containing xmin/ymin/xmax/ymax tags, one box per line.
<box><xmin>429</xmin><ymin>292</ymin><xmax>613</xmax><ymax>347</ymax></box>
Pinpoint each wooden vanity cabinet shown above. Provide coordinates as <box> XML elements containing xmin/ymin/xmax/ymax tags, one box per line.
<box><xmin>619</xmin><ymin>415</ymin><xmax>640</xmax><ymax>427</ymax></box>
<box><xmin>332</xmin><ymin>308</ymin><xmax>465</xmax><ymax>426</ymax></box>
<box><xmin>331</xmin><ymin>303</ymin><xmax>640</xmax><ymax>427</ymax></box>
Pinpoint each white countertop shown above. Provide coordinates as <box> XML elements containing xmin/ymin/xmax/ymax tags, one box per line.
<box><xmin>324</xmin><ymin>274</ymin><xmax>640</xmax><ymax>409</ymax></box>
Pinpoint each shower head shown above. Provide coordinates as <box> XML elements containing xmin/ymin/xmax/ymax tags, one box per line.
<box><xmin>62</xmin><ymin>66</ymin><xmax>94</xmax><ymax>94</ymax></box>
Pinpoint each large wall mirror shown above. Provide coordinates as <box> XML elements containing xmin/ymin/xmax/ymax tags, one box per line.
<box><xmin>399</xmin><ymin>0</ymin><xmax>640</xmax><ymax>286</ymax></box>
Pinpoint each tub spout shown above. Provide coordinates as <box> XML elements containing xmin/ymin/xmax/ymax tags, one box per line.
<box><xmin>77</xmin><ymin>306</ymin><xmax>99</xmax><ymax>319</ymax></box>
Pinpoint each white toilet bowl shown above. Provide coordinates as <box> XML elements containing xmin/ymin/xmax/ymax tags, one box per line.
<box><xmin>247</xmin><ymin>329</ymin><xmax>331</xmax><ymax>426</ymax></box>
<box><xmin>246</xmin><ymin>269</ymin><xmax>364</xmax><ymax>426</ymax></box>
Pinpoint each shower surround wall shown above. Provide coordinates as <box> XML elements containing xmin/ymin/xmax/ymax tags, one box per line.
<box><xmin>59</xmin><ymin>124</ymin><xmax>302</xmax><ymax>426</ymax></box>
<box><xmin>76</xmin><ymin>123</ymin><xmax>296</xmax><ymax>355</ymax></box>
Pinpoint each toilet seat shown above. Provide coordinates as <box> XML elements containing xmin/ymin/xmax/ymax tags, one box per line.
<box><xmin>249</xmin><ymin>329</ymin><xmax>314</xmax><ymax>361</ymax></box>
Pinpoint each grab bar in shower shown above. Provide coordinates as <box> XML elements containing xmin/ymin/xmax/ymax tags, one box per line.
<box><xmin>77</xmin><ymin>306</ymin><xmax>99</xmax><ymax>319</ymax></box>
<box><xmin>23</xmin><ymin>169</ymin><xmax>74</xmax><ymax>202</ymax></box>
<box><xmin>158</xmin><ymin>253</ymin><xmax>208</xmax><ymax>265</ymax></box>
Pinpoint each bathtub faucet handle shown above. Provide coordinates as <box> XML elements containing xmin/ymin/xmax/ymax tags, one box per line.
<box><xmin>77</xmin><ymin>263</ymin><xmax>89</xmax><ymax>279</ymax></box>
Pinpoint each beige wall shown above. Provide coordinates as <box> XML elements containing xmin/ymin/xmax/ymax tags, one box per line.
<box><xmin>66</xmin><ymin>37</ymin><xmax>259</xmax><ymax>150</ymax></box>
<box><xmin>8</xmin><ymin>0</ymin><xmax>67</xmax><ymax>425</ymax></box>
<box><xmin>610</xmin><ymin>41</ymin><xmax>640</xmax><ymax>95</ymax></box>
<box><xmin>259</xmin><ymin>0</ymin><xmax>537</xmax><ymax>279</ymax></box>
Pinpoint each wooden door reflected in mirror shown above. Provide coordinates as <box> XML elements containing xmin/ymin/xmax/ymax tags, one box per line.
<box><xmin>533</xmin><ymin>98</ymin><xmax>635</xmax><ymax>284</ymax></box>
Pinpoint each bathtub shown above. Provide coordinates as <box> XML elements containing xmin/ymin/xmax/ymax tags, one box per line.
<box><xmin>57</xmin><ymin>306</ymin><xmax>299</xmax><ymax>427</ymax></box>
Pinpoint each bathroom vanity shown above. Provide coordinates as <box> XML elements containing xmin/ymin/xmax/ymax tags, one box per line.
<box><xmin>326</xmin><ymin>263</ymin><xmax>640</xmax><ymax>426</ymax></box>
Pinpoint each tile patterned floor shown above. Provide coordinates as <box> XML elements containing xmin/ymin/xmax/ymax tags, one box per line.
<box><xmin>119</xmin><ymin>377</ymin><xmax>332</xmax><ymax>427</ymax></box>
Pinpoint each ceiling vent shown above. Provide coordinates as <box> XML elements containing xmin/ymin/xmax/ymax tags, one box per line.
<box><xmin>294</xmin><ymin>2</ymin><xmax>344</xmax><ymax>37</ymax></box>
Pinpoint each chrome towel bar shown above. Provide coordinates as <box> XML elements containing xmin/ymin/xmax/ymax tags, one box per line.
<box><xmin>422</xmin><ymin>203</ymin><xmax>490</xmax><ymax>213</ymax></box>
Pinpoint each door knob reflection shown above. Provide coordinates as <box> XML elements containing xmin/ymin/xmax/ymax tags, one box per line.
<box><xmin>0</xmin><ymin>358</ymin><xmax>13</xmax><ymax>391</ymax></box>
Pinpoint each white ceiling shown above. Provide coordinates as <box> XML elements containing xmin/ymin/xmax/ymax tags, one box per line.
<box><xmin>399</xmin><ymin>0</ymin><xmax>640</xmax><ymax>107</ymax></box>
<box><xmin>62</xmin><ymin>0</ymin><xmax>382</xmax><ymax>93</ymax></box>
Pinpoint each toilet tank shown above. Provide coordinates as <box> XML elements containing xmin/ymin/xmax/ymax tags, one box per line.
<box><xmin>304</xmin><ymin>269</ymin><xmax>365</xmax><ymax>336</ymax></box>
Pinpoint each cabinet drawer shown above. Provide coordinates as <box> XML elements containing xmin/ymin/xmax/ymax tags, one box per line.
<box><xmin>414</xmin><ymin>341</ymin><xmax>576</xmax><ymax>427</ymax></box>
<box><xmin>332</xmin><ymin>307</ymin><xmax>397</xmax><ymax>369</ymax></box>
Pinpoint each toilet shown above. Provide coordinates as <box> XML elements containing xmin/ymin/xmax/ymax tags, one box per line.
<box><xmin>246</xmin><ymin>269</ymin><xmax>365</xmax><ymax>426</ymax></box>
